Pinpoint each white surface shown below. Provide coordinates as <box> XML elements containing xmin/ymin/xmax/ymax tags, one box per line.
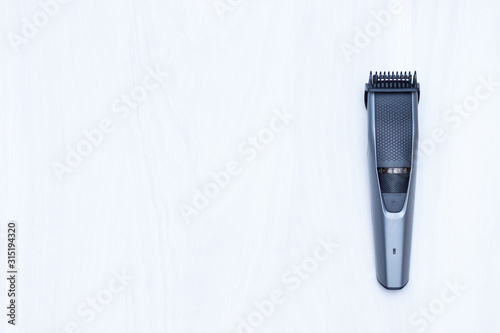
<box><xmin>1</xmin><ymin>0</ymin><xmax>500</xmax><ymax>332</ymax></box>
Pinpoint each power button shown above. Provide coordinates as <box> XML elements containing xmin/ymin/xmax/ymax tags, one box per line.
<box><xmin>382</xmin><ymin>193</ymin><xmax>406</xmax><ymax>213</ymax></box>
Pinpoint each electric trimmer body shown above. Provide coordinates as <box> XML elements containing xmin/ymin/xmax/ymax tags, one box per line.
<box><xmin>365</xmin><ymin>71</ymin><xmax>420</xmax><ymax>290</ymax></box>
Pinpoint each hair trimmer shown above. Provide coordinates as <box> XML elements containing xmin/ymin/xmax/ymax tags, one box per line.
<box><xmin>365</xmin><ymin>71</ymin><xmax>420</xmax><ymax>290</ymax></box>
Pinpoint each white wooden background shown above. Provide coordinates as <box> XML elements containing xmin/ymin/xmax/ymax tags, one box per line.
<box><xmin>1</xmin><ymin>0</ymin><xmax>500</xmax><ymax>332</ymax></box>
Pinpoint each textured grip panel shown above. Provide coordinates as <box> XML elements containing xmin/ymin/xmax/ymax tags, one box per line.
<box><xmin>379</xmin><ymin>173</ymin><xmax>410</xmax><ymax>193</ymax></box>
<box><xmin>375</xmin><ymin>93</ymin><xmax>413</xmax><ymax>168</ymax></box>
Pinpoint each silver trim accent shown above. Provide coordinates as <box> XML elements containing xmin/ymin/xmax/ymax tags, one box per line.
<box><xmin>377</xmin><ymin>167</ymin><xmax>410</xmax><ymax>174</ymax></box>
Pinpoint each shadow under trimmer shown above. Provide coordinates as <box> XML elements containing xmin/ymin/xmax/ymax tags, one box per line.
<box><xmin>365</xmin><ymin>71</ymin><xmax>420</xmax><ymax>290</ymax></box>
